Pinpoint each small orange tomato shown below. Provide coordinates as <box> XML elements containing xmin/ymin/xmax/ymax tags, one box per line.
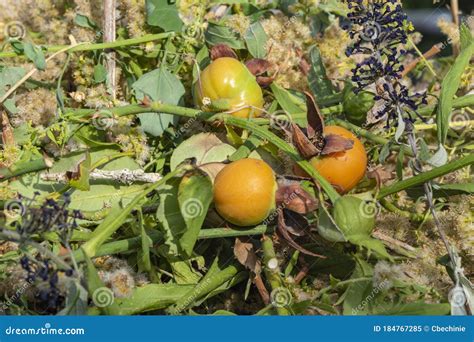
<box><xmin>213</xmin><ymin>158</ymin><xmax>277</xmax><ymax>226</ymax></box>
<box><xmin>299</xmin><ymin>126</ymin><xmax>367</xmax><ymax>193</ymax></box>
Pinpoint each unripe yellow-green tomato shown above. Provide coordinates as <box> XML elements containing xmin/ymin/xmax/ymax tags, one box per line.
<box><xmin>213</xmin><ymin>158</ymin><xmax>277</xmax><ymax>226</ymax></box>
<box><xmin>195</xmin><ymin>57</ymin><xmax>264</xmax><ymax>118</ymax></box>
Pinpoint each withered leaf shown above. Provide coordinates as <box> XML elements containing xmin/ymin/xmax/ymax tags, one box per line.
<box><xmin>245</xmin><ymin>58</ymin><xmax>271</xmax><ymax>76</ymax></box>
<box><xmin>277</xmin><ymin>210</ymin><xmax>325</xmax><ymax>258</ymax></box>
<box><xmin>321</xmin><ymin>134</ymin><xmax>354</xmax><ymax>155</ymax></box>
<box><xmin>210</xmin><ymin>44</ymin><xmax>238</xmax><ymax>60</ymax></box>
<box><xmin>234</xmin><ymin>237</ymin><xmax>261</xmax><ymax>273</ymax></box>
<box><xmin>304</xmin><ymin>92</ymin><xmax>324</xmax><ymax>140</ymax></box>
<box><xmin>292</xmin><ymin>123</ymin><xmax>320</xmax><ymax>159</ymax></box>
<box><xmin>276</xmin><ymin>178</ymin><xmax>318</xmax><ymax>215</ymax></box>
<box><xmin>256</xmin><ymin>75</ymin><xmax>274</xmax><ymax>87</ymax></box>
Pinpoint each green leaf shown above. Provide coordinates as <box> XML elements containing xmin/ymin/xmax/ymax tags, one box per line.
<box><xmin>156</xmin><ymin>178</ymin><xmax>186</xmax><ymax>257</ymax></box>
<box><xmin>83</xmin><ymin>251</ymin><xmax>119</xmax><ymax>315</ymax></box>
<box><xmin>138</xmin><ymin>212</ymin><xmax>152</xmax><ymax>272</ymax></box>
<box><xmin>88</xmin><ymin>284</ymin><xmax>193</xmax><ymax>315</ymax></box>
<box><xmin>348</xmin><ymin>235</ymin><xmax>392</xmax><ymax>260</ymax></box>
<box><xmin>170</xmin><ymin>133</ymin><xmax>236</xmax><ymax>170</ymax></box>
<box><xmin>178</xmin><ymin>171</ymin><xmax>213</xmax><ymax>257</ymax></box>
<box><xmin>0</xmin><ymin>67</ymin><xmax>25</xmax><ymax>97</ymax></box>
<box><xmin>146</xmin><ymin>0</ymin><xmax>183</xmax><ymax>32</ymax></box>
<box><xmin>460</xmin><ymin>23</ymin><xmax>473</xmax><ymax>50</ymax></box>
<box><xmin>437</xmin><ymin>27</ymin><xmax>474</xmax><ymax>146</ymax></box>
<box><xmin>427</xmin><ymin>145</ymin><xmax>448</xmax><ymax>167</ymax></box>
<box><xmin>74</xmin><ymin>14</ymin><xmax>98</xmax><ymax>30</ymax></box>
<box><xmin>169</xmin><ymin>259</ymin><xmax>203</xmax><ymax>284</ymax></box>
<box><xmin>307</xmin><ymin>45</ymin><xmax>335</xmax><ymax>99</ymax></box>
<box><xmin>244</xmin><ymin>21</ymin><xmax>268</xmax><ymax>58</ymax></box>
<box><xmin>343</xmin><ymin>259</ymin><xmax>373</xmax><ymax>315</ymax></box>
<box><xmin>133</xmin><ymin>66</ymin><xmax>185</xmax><ymax>136</ymax></box>
<box><xmin>69</xmin><ymin>153</ymin><xmax>91</xmax><ymax>191</ymax></box>
<box><xmin>93</xmin><ymin>63</ymin><xmax>107</xmax><ymax>83</ymax></box>
<box><xmin>205</xmin><ymin>23</ymin><xmax>245</xmax><ymax>49</ymax></box>
<box><xmin>57</xmin><ymin>280</ymin><xmax>89</xmax><ymax>315</ymax></box>
<box><xmin>23</xmin><ymin>42</ymin><xmax>46</xmax><ymax>70</ymax></box>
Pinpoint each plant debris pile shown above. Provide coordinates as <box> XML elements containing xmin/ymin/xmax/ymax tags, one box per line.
<box><xmin>0</xmin><ymin>0</ymin><xmax>473</xmax><ymax>316</ymax></box>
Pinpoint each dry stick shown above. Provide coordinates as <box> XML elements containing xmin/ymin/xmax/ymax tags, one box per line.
<box><xmin>0</xmin><ymin>40</ymin><xmax>86</xmax><ymax>105</ymax></box>
<box><xmin>451</xmin><ymin>0</ymin><xmax>460</xmax><ymax>55</ymax></box>
<box><xmin>104</xmin><ymin>0</ymin><xmax>117</xmax><ymax>99</ymax></box>
<box><xmin>401</xmin><ymin>44</ymin><xmax>443</xmax><ymax>78</ymax></box>
<box><xmin>41</xmin><ymin>169</ymin><xmax>162</xmax><ymax>184</ymax></box>
<box><xmin>254</xmin><ymin>273</ymin><xmax>270</xmax><ymax>305</ymax></box>
<box><xmin>372</xmin><ymin>231</ymin><xmax>416</xmax><ymax>253</ymax></box>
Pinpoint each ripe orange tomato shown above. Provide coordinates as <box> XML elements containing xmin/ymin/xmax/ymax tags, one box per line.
<box><xmin>194</xmin><ymin>57</ymin><xmax>264</xmax><ymax>118</ymax></box>
<box><xmin>213</xmin><ymin>158</ymin><xmax>277</xmax><ymax>226</ymax></box>
<box><xmin>300</xmin><ymin>126</ymin><xmax>367</xmax><ymax>193</ymax></box>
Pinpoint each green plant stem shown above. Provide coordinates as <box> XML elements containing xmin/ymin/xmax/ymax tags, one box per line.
<box><xmin>261</xmin><ymin>236</ymin><xmax>290</xmax><ymax>315</ymax></box>
<box><xmin>73</xmin><ymin>225</ymin><xmax>273</xmax><ymax>261</ymax></box>
<box><xmin>169</xmin><ymin>257</ymin><xmax>241</xmax><ymax>314</ymax></box>
<box><xmin>417</xmin><ymin>94</ymin><xmax>474</xmax><ymax>116</ymax></box>
<box><xmin>377</xmin><ymin>154</ymin><xmax>474</xmax><ymax>199</ymax></box>
<box><xmin>80</xmin><ymin>165</ymin><xmax>191</xmax><ymax>257</ymax></box>
<box><xmin>0</xmin><ymin>156</ymin><xmax>51</xmax><ymax>181</ymax></box>
<box><xmin>332</xmin><ymin>118</ymin><xmax>414</xmax><ymax>156</ymax></box>
<box><xmin>0</xmin><ymin>33</ymin><xmax>174</xmax><ymax>58</ymax></box>
<box><xmin>65</xmin><ymin>102</ymin><xmax>341</xmax><ymax>202</ymax></box>
<box><xmin>379</xmin><ymin>198</ymin><xmax>423</xmax><ymax>222</ymax></box>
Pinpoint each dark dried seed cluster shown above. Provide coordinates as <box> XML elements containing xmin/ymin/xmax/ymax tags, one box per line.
<box><xmin>12</xmin><ymin>193</ymin><xmax>81</xmax><ymax>311</ymax></box>
<box><xmin>15</xmin><ymin>192</ymin><xmax>82</xmax><ymax>244</ymax></box>
<box><xmin>343</xmin><ymin>0</ymin><xmax>428</xmax><ymax>128</ymax></box>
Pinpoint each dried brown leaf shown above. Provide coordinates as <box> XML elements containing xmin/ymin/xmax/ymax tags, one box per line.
<box><xmin>277</xmin><ymin>210</ymin><xmax>325</xmax><ymax>258</ymax></box>
<box><xmin>276</xmin><ymin>179</ymin><xmax>318</xmax><ymax>215</ymax></box>
<box><xmin>234</xmin><ymin>237</ymin><xmax>261</xmax><ymax>273</ymax></box>
<box><xmin>245</xmin><ymin>58</ymin><xmax>271</xmax><ymax>76</ymax></box>
<box><xmin>210</xmin><ymin>44</ymin><xmax>238</xmax><ymax>60</ymax></box>
<box><xmin>292</xmin><ymin>123</ymin><xmax>320</xmax><ymax>159</ymax></box>
<box><xmin>321</xmin><ymin>134</ymin><xmax>354</xmax><ymax>155</ymax></box>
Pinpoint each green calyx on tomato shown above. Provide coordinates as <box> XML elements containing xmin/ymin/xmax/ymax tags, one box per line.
<box><xmin>194</xmin><ymin>57</ymin><xmax>264</xmax><ymax>118</ymax></box>
<box><xmin>342</xmin><ymin>82</ymin><xmax>375</xmax><ymax>125</ymax></box>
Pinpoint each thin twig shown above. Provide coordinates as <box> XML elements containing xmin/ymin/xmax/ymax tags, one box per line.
<box><xmin>0</xmin><ymin>39</ymin><xmax>86</xmax><ymax>105</ymax></box>
<box><xmin>402</xmin><ymin>43</ymin><xmax>443</xmax><ymax>77</ymax></box>
<box><xmin>104</xmin><ymin>0</ymin><xmax>117</xmax><ymax>99</ymax></box>
<box><xmin>41</xmin><ymin>169</ymin><xmax>162</xmax><ymax>184</ymax></box>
